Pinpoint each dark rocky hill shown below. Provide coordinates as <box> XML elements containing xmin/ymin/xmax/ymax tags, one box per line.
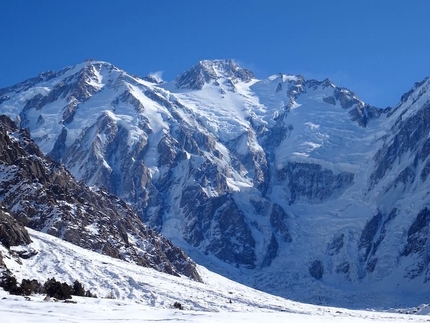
<box><xmin>0</xmin><ymin>115</ymin><xmax>201</xmax><ymax>281</ymax></box>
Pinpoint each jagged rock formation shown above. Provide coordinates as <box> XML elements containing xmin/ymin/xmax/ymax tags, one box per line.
<box><xmin>0</xmin><ymin>204</ymin><xmax>32</xmax><ymax>249</ymax></box>
<box><xmin>0</xmin><ymin>204</ymin><xmax>33</xmax><ymax>275</ymax></box>
<box><xmin>1</xmin><ymin>59</ymin><xmax>430</xmax><ymax>306</ymax></box>
<box><xmin>0</xmin><ymin>115</ymin><xmax>201</xmax><ymax>281</ymax></box>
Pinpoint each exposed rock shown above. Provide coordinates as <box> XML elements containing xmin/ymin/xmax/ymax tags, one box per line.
<box><xmin>336</xmin><ymin>262</ymin><xmax>350</xmax><ymax>274</ymax></box>
<box><xmin>403</xmin><ymin>208</ymin><xmax>430</xmax><ymax>257</ymax></box>
<box><xmin>334</xmin><ymin>87</ymin><xmax>361</xmax><ymax>110</ymax></box>
<box><xmin>0</xmin><ymin>115</ymin><xmax>201</xmax><ymax>281</ymax></box>
<box><xmin>359</xmin><ymin>212</ymin><xmax>383</xmax><ymax>262</ymax></box>
<box><xmin>261</xmin><ymin>233</ymin><xmax>279</xmax><ymax>268</ymax></box>
<box><xmin>278</xmin><ymin>162</ymin><xmax>354</xmax><ymax>204</ymax></box>
<box><xmin>0</xmin><ymin>205</ymin><xmax>32</xmax><ymax>249</ymax></box>
<box><xmin>323</xmin><ymin>96</ymin><xmax>336</xmax><ymax>105</ymax></box>
<box><xmin>328</xmin><ymin>233</ymin><xmax>344</xmax><ymax>256</ymax></box>
<box><xmin>402</xmin><ymin>208</ymin><xmax>430</xmax><ymax>280</ymax></box>
<box><xmin>371</xmin><ymin>101</ymin><xmax>430</xmax><ymax>187</ymax></box>
<box><xmin>0</xmin><ymin>251</ymin><xmax>4</xmax><ymax>269</ymax></box>
<box><xmin>182</xmin><ymin>193</ymin><xmax>256</xmax><ymax>269</ymax></box>
<box><xmin>270</xmin><ymin>204</ymin><xmax>292</xmax><ymax>242</ymax></box>
<box><xmin>309</xmin><ymin>260</ymin><xmax>324</xmax><ymax>280</ymax></box>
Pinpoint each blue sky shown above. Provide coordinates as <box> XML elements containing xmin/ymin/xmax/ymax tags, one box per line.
<box><xmin>1</xmin><ymin>0</ymin><xmax>430</xmax><ymax>107</ymax></box>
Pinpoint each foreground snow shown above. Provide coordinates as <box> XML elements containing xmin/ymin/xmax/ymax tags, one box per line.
<box><xmin>1</xmin><ymin>291</ymin><xmax>429</xmax><ymax>323</ymax></box>
<box><xmin>1</xmin><ymin>229</ymin><xmax>429</xmax><ymax>322</ymax></box>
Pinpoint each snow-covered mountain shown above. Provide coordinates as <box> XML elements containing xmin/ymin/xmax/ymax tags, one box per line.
<box><xmin>1</xmin><ymin>59</ymin><xmax>430</xmax><ymax>307</ymax></box>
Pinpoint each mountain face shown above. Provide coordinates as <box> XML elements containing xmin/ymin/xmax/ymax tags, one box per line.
<box><xmin>1</xmin><ymin>59</ymin><xmax>430</xmax><ymax>306</ymax></box>
<box><xmin>0</xmin><ymin>115</ymin><xmax>201</xmax><ymax>281</ymax></box>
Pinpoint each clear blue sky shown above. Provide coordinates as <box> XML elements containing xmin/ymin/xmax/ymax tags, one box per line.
<box><xmin>1</xmin><ymin>0</ymin><xmax>430</xmax><ymax>108</ymax></box>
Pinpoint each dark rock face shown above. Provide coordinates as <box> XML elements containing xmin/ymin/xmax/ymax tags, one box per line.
<box><xmin>309</xmin><ymin>260</ymin><xmax>324</xmax><ymax>280</ymax></box>
<box><xmin>403</xmin><ymin>208</ymin><xmax>430</xmax><ymax>257</ymax></box>
<box><xmin>349</xmin><ymin>104</ymin><xmax>382</xmax><ymax>127</ymax></box>
<box><xmin>209</xmin><ymin>198</ymin><xmax>256</xmax><ymax>268</ymax></box>
<box><xmin>0</xmin><ymin>251</ymin><xmax>4</xmax><ymax>269</ymax></box>
<box><xmin>270</xmin><ymin>204</ymin><xmax>292</xmax><ymax>242</ymax></box>
<box><xmin>49</xmin><ymin>127</ymin><xmax>68</xmax><ymax>161</ymax></box>
<box><xmin>359</xmin><ymin>212</ymin><xmax>383</xmax><ymax>261</ymax></box>
<box><xmin>0</xmin><ymin>115</ymin><xmax>201</xmax><ymax>281</ymax></box>
<box><xmin>336</xmin><ymin>262</ymin><xmax>350</xmax><ymax>274</ymax></box>
<box><xmin>182</xmin><ymin>192</ymin><xmax>256</xmax><ymax>269</ymax></box>
<box><xmin>0</xmin><ymin>205</ymin><xmax>32</xmax><ymax>249</ymax></box>
<box><xmin>323</xmin><ymin>96</ymin><xmax>336</xmax><ymax>105</ymax></box>
<box><xmin>142</xmin><ymin>75</ymin><xmax>161</xmax><ymax>84</ymax></box>
<box><xmin>371</xmin><ymin>102</ymin><xmax>430</xmax><ymax>187</ymax></box>
<box><xmin>334</xmin><ymin>87</ymin><xmax>361</xmax><ymax>110</ymax></box>
<box><xmin>277</xmin><ymin>162</ymin><xmax>354</xmax><ymax>204</ymax></box>
<box><xmin>402</xmin><ymin>208</ymin><xmax>430</xmax><ymax>280</ymax></box>
<box><xmin>261</xmin><ymin>233</ymin><xmax>279</xmax><ymax>268</ymax></box>
<box><xmin>328</xmin><ymin>233</ymin><xmax>344</xmax><ymax>256</ymax></box>
<box><xmin>358</xmin><ymin>209</ymin><xmax>397</xmax><ymax>275</ymax></box>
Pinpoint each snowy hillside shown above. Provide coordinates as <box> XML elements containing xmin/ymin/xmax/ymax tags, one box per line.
<box><xmin>1</xmin><ymin>229</ymin><xmax>429</xmax><ymax>323</ymax></box>
<box><xmin>1</xmin><ymin>59</ymin><xmax>430</xmax><ymax>307</ymax></box>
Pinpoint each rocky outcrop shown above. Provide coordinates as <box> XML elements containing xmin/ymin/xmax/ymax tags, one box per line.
<box><xmin>358</xmin><ymin>209</ymin><xmax>397</xmax><ymax>274</ymax></box>
<box><xmin>270</xmin><ymin>204</ymin><xmax>292</xmax><ymax>242</ymax></box>
<box><xmin>0</xmin><ymin>205</ymin><xmax>32</xmax><ymax>249</ymax></box>
<box><xmin>309</xmin><ymin>260</ymin><xmax>324</xmax><ymax>280</ymax></box>
<box><xmin>402</xmin><ymin>208</ymin><xmax>430</xmax><ymax>280</ymax></box>
<box><xmin>371</xmin><ymin>101</ymin><xmax>430</xmax><ymax>187</ymax></box>
<box><xmin>277</xmin><ymin>162</ymin><xmax>354</xmax><ymax>204</ymax></box>
<box><xmin>261</xmin><ymin>233</ymin><xmax>279</xmax><ymax>268</ymax></box>
<box><xmin>0</xmin><ymin>115</ymin><xmax>201</xmax><ymax>281</ymax></box>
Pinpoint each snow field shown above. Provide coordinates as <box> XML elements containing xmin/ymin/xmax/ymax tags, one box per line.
<box><xmin>1</xmin><ymin>229</ymin><xmax>429</xmax><ymax>322</ymax></box>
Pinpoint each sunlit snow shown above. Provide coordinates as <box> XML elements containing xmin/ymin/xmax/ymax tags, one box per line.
<box><xmin>1</xmin><ymin>230</ymin><xmax>429</xmax><ymax>322</ymax></box>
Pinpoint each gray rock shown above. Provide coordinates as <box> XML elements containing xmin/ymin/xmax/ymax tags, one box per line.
<box><xmin>0</xmin><ymin>205</ymin><xmax>32</xmax><ymax>249</ymax></box>
<box><xmin>309</xmin><ymin>260</ymin><xmax>324</xmax><ymax>280</ymax></box>
<box><xmin>270</xmin><ymin>204</ymin><xmax>292</xmax><ymax>242</ymax></box>
<box><xmin>0</xmin><ymin>115</ymin><xmax>201</xmax><ymax>281</ymax></box>
<box><xmin>261</xmin><ymin>233</ymin><xmax>279</xmax><ymax>268</ymax></box>
<box><xmin>277</xmin><ymin>162</ymin><xmax>354</xmax><ymax>204</ymax></box>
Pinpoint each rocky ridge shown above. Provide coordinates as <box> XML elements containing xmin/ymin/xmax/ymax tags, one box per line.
<box><xmin>0</xmin><ymin>115</ymin><xmax>201</xmax><ymax>281</ymax></box>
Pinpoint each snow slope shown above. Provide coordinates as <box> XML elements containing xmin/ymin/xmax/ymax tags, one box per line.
<box><xmin>1</xmin><ymin>292</ymin><xmax>429</xmax><ymax>323</ymax></box>
<box><xmin>1</xmin><ymin>229</ymin><xmax>429</xmax><ymax>322</ymax></box>
<box><xmin>2</xmin><ymin>229</ymin><xmax>304</xmax><ymax>312</ymax></box>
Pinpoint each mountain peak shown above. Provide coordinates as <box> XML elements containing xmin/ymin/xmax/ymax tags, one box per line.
<box><xmin>57</xmin><ymin>59</ymin><xmax>121</xmax><ymax>79</ymax></box>
<box><xmin>175</xmin><ymin>59</ymin><xmax>254</xmax><ymax>90</ymax></box>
